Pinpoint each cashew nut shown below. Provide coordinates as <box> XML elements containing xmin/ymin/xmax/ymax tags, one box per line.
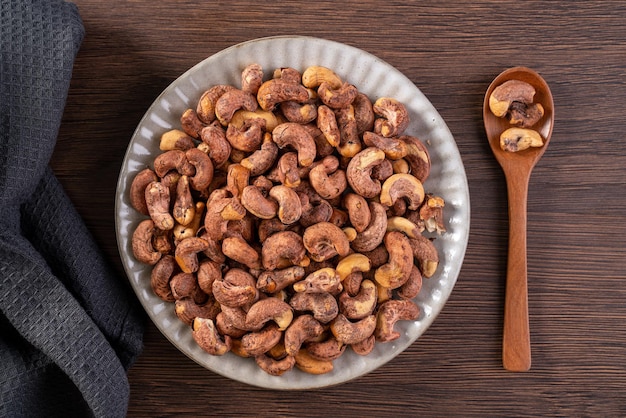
<box><xmin>170</xmin><ymin>272</ymin><xmax>206</xmax><ymax>304</ymax></box>
<box><xmin>175</xmin><ymin>297</ymin><xmax>221</xmax><ymax>326</ymax></box>
<box><xmin>225</xmin><ymin>117</ymin><xmax>265</xmax><ymax>152</ymax></box>
<box><xmin>172</xmin><ymin>175</ymin><xmax>195</xmax><ymax>226</ymax></box>
<box><xmin>150</xmin><ymin>254</ymin><xmax>176</xmax><ymax>301</ymax></box>
<box><xmin>153</xmin><ymin>149</ymin><xmax>195</xmax><ymax>178</ymax></box>
<box><xmin>351</xmin><ymin>334</ymin><xmax>376</xmax><ymax>356</ymax></box>
<box><xmin>284</xmin><ymin>314</ymin><xmax>325</xmax><ymax>356</ymax></box>
<box><xmin>160</xmin><ymin>129</ymin><xmax>195</xmax><ymax>151</ymax></box>
<box><xmin>292</xmin><ymin>267</ymin><xmax>342</xmax><ymax>295</ymax></box>
<box><xmin>294</xmin><ymin>349</ymin><xmax>334</xmax><ymax>375</ymax></box>
<box><xmin>338</xmin><ymin>279</ymin><xmax>378</xmax><ymax>320</ymax></box>
<box><xmin>192</xmin><ymin>317</ymin><xmax>231</xmax><ymax>356</ymax></box>
<box><xmin>261</xmin><ymin>231</ymin><xmax>309</xmax><ymax>271</ymax></box>
<box><xmin>409</xmin><ymin>234</ymin><xmax>440</xmax><ymax>278</ymax></box>
<box><xmin>255</xmin><ymin>353</ymin><xmax>296</xmax><ymax>376</ymax></box>
<box><xmin>330</xmin><ymin>313</ymin><xmax>377</xmax><ymax>345</ymax></box>
<box><xmin>303</xmin><ymin>222</ymin><xmax>351</xmax><ymax>262</ymax></box>
<box><xmin>256</xmin><ymin>266</ymin><xmax>306</xmax><ymax>293</ymax></box>
<box><xmin>318</xmin><ymin>81</ymin><xmax>358</xmax><ymax>109</ymax></box>
<box><xmin>272</xmin><ymin>122</ymin><xmax>317</xmax><ymax>167</ymax></box>
<box><xmin>397</xmin><ymin>265</ymin><xmax>423</xmax><ymax>300</ymax></box>
<box><xmin>212</xmin><ymin>268</ymin><xmax>259</xmax><ymax>308</ymax></box>
<box><xmin>199</xmin><ymin>122</ymin><xmax>231</xmax><ymax>168</ymax></box>
<box><xmin>343</xmin><ymin>193</ymin><xmax>370</xmax><ymax>233</ymax></box>
<box><xmin>308</xmin><ymin>155</ymin><xmax>347</xmax><ymax>200</ymax></box>
<box><xmin>316</xmin><ymin>104</ymin><xmax>341</xmax><ymax>147</ymax></box>
<box><xmin>306</xmin><ymin>336</ymin><xmax>346</xmax><ymax>361</ymax></box>
<box><xmin>240</xmin><ymin>185</ymin><xmax>278</xmax><ymax>219</ymax></box>
<box><xmin>197</xmin><ymin>84</ymin><xmax>236</xmax><ymax>123</ymax></box>
<box><xmin>500</xmin><ymin>127</ymin><xmax>544</xmax><ymax>152</ymax></box>
<box><xmin>379</xmin><ymin>173</ymin><xmax>425</xmax><ymax>210</ymax></box>
<box><xmin>241</xmin><ymin>63</ymin><xmax>264</xmax><ymax>94</ymax></box>
<box><xmin>489</xmin><ymin>79</ymin><xmax>544</xmax><ymax>127</ymax></box>
<box><xmin>257</xmin><ymin>78</ymin><xmax>309</xmax><ymax>111</ymax></box>
<box><xmin>335</xmin><ymin>105</ymin><xmax>362</xmax><ymax>158</ymax></box>
<box><xmin>269</xmin><ymin>185</ymin><xmax>302</xmax><ymax>225</ymax></box>
<box><xmin>289</xmin><ymin>292</ymin><xmax>339</xmax><ymax>324</ymax></box>
<box><xmin>174</xmin><ymin>236</ymin><xmax>209</xmax><ymax>273</ymax></box>
<box><xmin>241</xmin><ymin>323</ymin><xmax>282</xmax><ymax>356</ymax></box>
<box><xmin>221</xmin><ymin>236</ymin><xmax>262</xmax><ymax>270</ymax></box>
<box><xmin>346</xmin><ymin>147</ymin><xmax>386</xmax><ymax>198</ymax></box>
<box><xmin>373</xmin><ymin>97</ymin><xmax>409</xmax><ymax>138</ymax></box>
<box><xmin>374</xmin><ymin>299</ymin><xmax>420</xmax><ymax>342</ymax></box>
<box><xmin>240</xmin><ymin>133</ymin><xmax>278</xmax><ymax>176</ymax></box>
<box><xmin>362</xmin><ymin>131</ymin><xmax>408</xmax><ymax>160</ymax></box>
<box><xmin>145</xmin><ymin>181</ymin><xmax>175</xmax><ymax>231</ymax></box>
<box><xmin>302</xmin><ymin>66</ymin><xmax>342</xmax><ymax>90</ymax></box>
<box><xmin>130</xmin><ymin>168</ymin><xmax>158</xmax><ymax>215</ymax></box>
<box><xmin>335</xmin><ymin>253</ymin><xmax>372</xmax><ymax>281</ymax></box>
<box><xmin>215</xmin><ymin>88</ymin><xmax>258</xmax><ymax>126</ymax></box>
<box><xmin>402</xmin><ymin>135</ymin><xmax>431</xmax><ymax>183</ymax></box>
<box><xmin>351</xmin><ymin>201</ymin><xmax>388</xmax><ymax>252</ymax></box>
<box><xmin>353</xmin><ymin>93</ymin><xmax>375</xmax><ymax>134</ymax></box>
<box><xmin>196</xmin><ymin>259</ymin><xmax>222</xmax><ymax>295</ymax></box>
<box><xmin>180</xmin><ymin>109</ymin><xmax>205</xmax><ymax>139</ymax></box>
<box><xmin>245</xmin><ymin>297</ymin><xmax>294</xmax><ymax>331</ymax></box>
<box><xmin>374</xmin><ymin>231</ymin><xmax>413</xmax><ymax>289</ymax></box>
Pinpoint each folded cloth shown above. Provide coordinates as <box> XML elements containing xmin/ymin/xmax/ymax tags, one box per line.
<box><xmin>0</xmin><ymin>1</ymin><xmax>144</xmax><ymax>417</ymax></box>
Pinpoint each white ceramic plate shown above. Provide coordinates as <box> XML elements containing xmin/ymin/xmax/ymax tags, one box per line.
<box><xmin>115</xmin><ymin>36</ymin><xmax>470</xmax><ymax>389</ymax></box>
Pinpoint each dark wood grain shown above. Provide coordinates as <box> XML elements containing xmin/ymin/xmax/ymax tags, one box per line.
<box><xmin>52</xmin><ymin>1</ymin><xmax>626</xmax><ymax>416</ymax></box>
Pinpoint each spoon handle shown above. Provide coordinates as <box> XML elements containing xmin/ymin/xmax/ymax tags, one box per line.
<box><xmin>502</xmin><ymin>171</ymin><xmax>532</xmax><ymax>372</ymax></box>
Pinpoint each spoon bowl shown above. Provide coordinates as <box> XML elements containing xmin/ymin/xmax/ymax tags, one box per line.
<box><xmin>483</xmin><ymin>67</ymin><xmax>554</xmax><ymax>372</ymax></box>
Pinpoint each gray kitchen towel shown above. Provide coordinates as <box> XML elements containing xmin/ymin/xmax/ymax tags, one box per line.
<box><xmin>1</xmin><ymin>1</ymin><xmax>144</xmax><ymax>417</ymax></box>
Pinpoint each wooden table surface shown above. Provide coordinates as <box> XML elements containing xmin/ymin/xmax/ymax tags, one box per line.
<box><xmin>52</xmin><ymin>1</ymin><xmax>626</xmax><ymax>416</ymax></box>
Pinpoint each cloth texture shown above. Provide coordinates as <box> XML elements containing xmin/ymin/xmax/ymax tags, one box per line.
<box><xmin>1</xmin><ymin>1</ymin><xmax>144</xmax><ymax>417</ymax></box>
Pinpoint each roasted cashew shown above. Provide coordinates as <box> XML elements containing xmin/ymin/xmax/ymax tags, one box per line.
<box><xmin>318</xmin><ymin>81</ymin><xmax>358</xmax><ymax>109</ymax></box>
<box><xmin>330</xmin><ymin>313</ymin><xmax>377</xmax><ymax>345</ymax></box>
<box><xmin>302</xmin><ymin>65</ymin><xmax>342</xmax><ymax>90</ymax></box>
<box><xmin>255</xmin><ymin>353</ymin><xmax>296</xmax><ymax>376</ymax></box>
<box><xmin>240</xmin><ymin>133</ymin><xmax>278</xmax><ymax>176</ymax></box>
<box><xmin>294</xmin><ymin>349</ymin><xmax>334</xmax><ymax>375</ymax></box>
<box><xmin>241</xmin><ymin>63</ymin><xmax>264</xmax><ymax>94</ymax></box>
<box><xmin>132</xmin><ymin>220</ymin><xmax>163</xmax><ymax>266</ymax></box>
<box><xmin>221</xmin><ymin>236</ymin><xmax>262</xmax><ymax>270</ymax></box>
<box><xmin>257</xmin><ymin>78</ymin><xmax>309</xmax><ymax>111</ymax></box>
<box><xmin>280</xmin><ymin>100</ymin><xmax>317</xmax><ymax>124</ymax></box>
<box><xmin>225</xmin><ymin>117</ymin><xmax>266</xmax><ymax>152</ymax></box>
<box><xmin>199</xmin><ymin>122</ymin><xmax>231</xmax><ymax>168</ymax></box>
<box><xmin>159</xmin><ymin>129</ymin><xmax>195</xmax><ymax>151</ymax></box>
<box><xmin>241</xmin><ymin>323</ymin><xmax>282</xmax><ymax>357</ymax></box>
<box><xmin>256</xmin><ymin>266</ymin><xmax>306</xmax><ymax>293</ymax></box>
<box><xmin>353</xmin><ymin>93</ymin><xmax>375</xmax><ymax>134</ymax></box>
<box><xmin>379</xmin><ymin>173</ymin><xmax>425</xmax><ymax>210</ymax></box>
<box><xmin>203</xmin><ymin>189</ymin><xmax>246</xmax><ymax>241</ymax></box>
<box><xmin>172</xmin><ymin>175</ymin><xmax>195</xmax><ymax>226</ymax></box>
<box><xmin>303</xmin><ymin>222</ymin><xmax>351</xmax><ymax>263</ymax></box>
<box><xmin>212</xmin><ymin>268</ymin><xmax>259</xmax><ymax>308</ymax></box>
<box><xmin>292</xmin><ymin>267</ymin><xmax>342</xmax><ymax>295</ymax></box>
<box><xmin>335</xmin><ymin>253</ymin><xmax>372</xmax><ymax>281</ymax></box>
<box><xmin>145</xmin><ymin>181</ymin><xmax>175</xmax><ymax>231</ymax></box>
<box><xmin>374</xmin><ymin>231</ymin><xmax>413</xmax><ymax>289</ymax></box>
<box><xmin>316</xmin><ymin>105</ymin><xmax>341</xmax><ymax>147</ymax></box>
<box><xmin>373</xmin><ymin>97</ymin><xmax>410</xmax><ymax>138</ymax></box>
<box><xmin>306</xmin><ymin>336</ymin><xmax>345</xmax><ymax>361</ymax></box>
<box><xmin>308</xmin><ymin>155</ymin><xmax>347</xmax><ymax>200</ymax></box>
<box><xmin>351</xmin><ymin>202</ymin><xmax>388</xmax><ymax>253</ymax></box>
<box><xmin>196</xmin><ymin>259</ymin><xmax>222</xmax><ymax>295</ymax></box>
<box><xmin>130</xmin><ymin>168</ymin><xmax>158</xmax><ymax>216</ymax></box>
<box><xmin>284</xmin><ymin>314</ymin><xmax>325</xmax><ymax>356</ymax></box>
<box><xmin>397</xmin><ymin>265</ymin><xmax>423</xmax><ymax>300</ymax></box>
<box><xmin>196</xmin><ymin>84</ymin><xmax>236</xmax><ymax>123</ymax></box>
<box><xmin>180</xmin><ymin>109</ymin><xmax>205</xmax><ymax>139</ymax></box>
<box><xmin>245</xmin><ymin>297</ymin><xmax>294</xmax><ymax>331</ymax></box>
<box><xmin>261</xmin><ymin>230</ymin><xmax>309</xmax><ymax>271</ymax></box>
<box><xmin>185</xmin><ymin>147</ymin><xmax>214</xmax><ymax>191</ymax></box>
<box><xmin>240</xmin><ymin>185</ymin><xmax>278</xmax><ymax>219</ymax></box>
<box><xmin>351</xmin><ymin>334</ymin><xmax>376</xmax><ymax>356</ymax></box>
<box><xmin>170</xmin><ymin>272</ymin><xmax>206</xmax><ymax>304</ymax></box>
<box><xmin>342</xmin><ymin>193</ymin><xmax>370</xmax><ymax>233</ymax></box>
<box><xmin>500</xmin><ymin>127</ymin><xmax>544</xmax><ymax>152</ymax></box>
<box><xmin>335</xmin><ymin>105</ymin><xmax>362</xmax><ymax>158</ymax></box>
<box><xmin>362</xmin><ymin>131</ymin><xmax>408</xmax><ymax>160</ymax></box>
<box><xmin>338</xmin><ymin>279</ymin><xmax>377</xmax><ymax>320</ymax></box>
<box><xmin>174</xmin><ymin>236</ymin><xmax>209</xmax><ymax>273</ymax></box>
<box><xmin>374</xmin><ymin>299</ymin><xmax>420</xmax><ymax>342</ymax></box>
<box><xmin>289</xmin><ymin>292</ymin><xmax>339</xmax><ymax>324</ymax></box>
<box><xmin>419</xmin><ymin>194</ymin><xmax>446</xmax><ymax>234</ymax></box>
<box><xmin>192</xmin><ymin>317</ymin><xmax>231</xmax><ymax>356</ymax></box>
<box><xmin>272</xmin><ymin>122</ymin><xmax>317</xmax><ymax>167</ymax></box>
<box><xmin>409</xmin><ymin>234</ymin><xmax>440</xmax><ymax>278</ymax></box>
<box><xmin>175</xmin><ymin>297</ymin><xmax>221</xmax><ymax>326</ymax></box>
<box><xmin>269</xmin><ymin>185</ymin><xmax>302</xmax><ymax>225</ymax></box>
<box><xmin>489</xmin><ymin>79</ymin><xmax>544</xmax><ymax>127</ymax></box>
<box><xmin>153</xmin><ymin>149</ymin><xmax>195</xmax><ymax>178</ymax></box>
<box><xmin>402</xmin><ymin>135</ymin><xmax>431</xmax><ymax>183</ymax></box>
<box><xmin>215</xmin><ymin>88</ymin><xmax>258</xmax><ymax>126</ymax></box>
<box><xmin>225</xmin><ymin>163</ymin><xmax>250</xmax><ymax>199</ymax></box>
<box><xmin>150</xmin><ymin>254</ymin><xmax>176</xmax><ymax>301</ymax></box>
<box><xmin>346</xmin><ymin>147</ymin><xmax>386</xmax><ymax>198</ymax></box>
<box><xmin>386</xmin><ymin>216</ymin><xmax>421</xmax><ymax>239</ymax></box>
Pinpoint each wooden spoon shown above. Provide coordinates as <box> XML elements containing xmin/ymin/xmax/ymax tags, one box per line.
<box><xmin>483</xmin><ymin>67</ymin><xmax>554</xmax><ymax>372</ymax></box>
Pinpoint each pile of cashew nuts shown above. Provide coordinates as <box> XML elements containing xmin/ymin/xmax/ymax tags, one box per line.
<box><xmin>130</xmin><ymin>63</ymin><xmax>446</xmax><ymax>376</ymax></box>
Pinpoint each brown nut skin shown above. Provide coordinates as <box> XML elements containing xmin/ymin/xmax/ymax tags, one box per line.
<box><xmin>150</xmin><ymin>254</ymin><xmax>176</xmax><ymax>301</ymax></box>
<box><xmin>386</xmin><ymin>216</ymin><xmax>422</xmax><ymax>239</ymax></box>
<box><xmin>302</xmin><ymin>65</ymin><xmax>342</xmax><ymax>90</ymax></box>
<box><xmin>293</xmin><ymin>267</ymin><xmax>342</xmax><ymax>295</ymax></box>
<box><xmin>272</xmin><ymin>152</ymin><xmax>300</xmax><ymax>188</ymax></box>
<box><xmin>196</xmin><ymin>259</ymin><xmax>222</xmax><ymax>295</ymax></box>
<box><xmin>214</xmin><ymin>88</ymin><xmax>258</xmax><ymax>126</ymax></box>
<box><xmin>180</xmin><ymin>110</ymin><xmax>205</xmax><ymax>139</ymax></box>
<box><xmin>499</xmin><ymin>127</ymin><xmax>544</xmax><ymax>152</ymax></box>
<box><xmin>343</xmin><ymin>193</ymin><xmax>371</xmax><ymax>233</ymax></box>
<box><xmin>130</xmin><ymin>168</ymin><xmax>158</xmax><ymax>216</ymax></box>
<box><xmin>379</xmin><ymin>173</ymin><xmax>425</xmax><ymax>211</ymax></box>
<box><xmin>256</xmin><ymin>266</ymin><xmax>306</xmax><ymax>293</ymax></box>
<box><xmin>299</xmin><ymin>195</ymin><xmax>333</xmax><ymax>228</ymax></box>
<box><xmin>353</xmin><ymin>93</ymin><xmax>375</xmax><ymax>134</ymax></box>
<box><xmin>374</xmin><ymin>299</ymin><xmax>420</xmax><ymax>342</ymax></box>
<box><xmin>160</xmin><ymin>129</ymin><xmax>195</xmax><ymax>151</ymax></box>
<box><xmin>419</xmin><ymin>194</ymin><xmax>446</xmax><ymax>234</ymax></box>
<box><xmin>225</xmin><ymin>163</ymin><xmax>250</xmax><ymax>199</ymax></box>
<box><xmin>197</xmin><ymin>84</ymin><xmax>236</xmax><ymax>123</ymax></box>
<box><xmin>374</xmin><ymin>231</ymin><xmax>413</xmax><ymax>289</ymax></box>
<box><xmin>338</xmin><ymin>279</ymin><xmax>377</xmax><ymax>320</ymax></box>
<box><xmin>212</xmin><ymin>268</ymin><xmax>259</xmax><ymax>308</ymax></box>
<box><xmin>488</xmin><ymin>79</ymin><xmax>536</xmax><ymax>118</ymax></box>
<box><xmin>203</xmin><ymin>189</ymin><xmax>246</xmax><ymax>241</ymax></box>
<box><xmin>241</xmin><ymin>323</ymin><xmax>283</xmax><ymax>357</ymax></box>
<box><xmin>199</xmin><ymin>122</ymin><xmax>231</xmax><ymax>168</ymax></box>
<box><xmin>240</xmin><ymin>185</ymin><xmax>278</xmax><ymax>219</ymax></box>
<box><xmin>172</xmin><ymin>175</ymin><xmax>195</xmax><ymax>227</ymax></box>
<box><xmin>221</xmin><ymin>236</ymin><xmax>262</xmax><ymax>270</ymax></box>
<box><xmin>295</xmin><ymin>349</ymin><xmax>334</xmax><ymax>375</ymax></box>
<box><xmin>245</xmin><ymin>297</ymin><xmax>294</xmax><ymax>331</ymax></box>
<box><xmin>185</xmin><ymin>147</ymin><xmax>214</xmax><ymax>191</ymax></box>
<box><xmin>303</xmin><ymin>222</ymin><xmax>351</xmax><ymax>263</ymax></box>
<box><xmin>175</xmin><ymin>297</ymin><xmax>221</xmax><ymax>326</ymax></box>
<box><xmin>346</xmin><ymin>147</ymin><xmax>386</xmax><ymax>198</ymax></box>
<box><xmin>330</xmin><ymin>313</ymin><xmax>377</xmax><ymax>345</ymax></box>
<box><xmin>174</xmin><ymin>236</ymin><xmax>209</xmax><ymax>273</ymax></box>
<box><xmin>402</xmin><ymin>135</ymin><xmax>431</xmax><ymax>183</ymax></box>
<box><xmin>145</xmin><ymin>181</ymin><xmax>175</xmax><ymax>231</ymax></box>
<box><xmin>269</xmin><ymin>185</ymin><xmax>302</xmax><ymax>225</ymax></box>
<box><xmin>289</xmin><ymin>292</ymin><xmax>339</xmax><ymax>324</ymax></box>
<box><xmin>280</xmin><ymin>100</ymin><xmax>317</xmax><ymax>124</ymax></box>
<box><xmin>308</xmin><ymin>155</ymin><xmax>347</xmax><ymax>200</ymax></box>
<box><xmin>153</xmin><ymin>149</ymin><xmax>195</xmax><ymax>178</ymax></box>
<box><xmin>316</xmin><ymin>104</ymin><xmax>341</xmax><ymax>147</ymax></box>
<box><xmin>225</xmin><ymin>117</ymin><xmax>266</xmax><ymax>152</ymax></box>
<box><xmin>272</xmin><ymin>122</ymin><xmax>317</xmax><ymax>167</ymax></box>
<box><xmin>351</xmin><ymin>202</ymin><xmax>388</xmax><ymax>253</ymax></box>
<box><xmin>240</xmin><ymin>133</ymin><xmax>278</xmax><ymax>176</ymax></box>
<box><xmin>261</xmin><ymin>230</ymin><xmax>309</xmax><ymax>271</ymax></box>
<box><xmin>335</xmin><ymin>253</ymin><xmax>371</xmax><ymax>281</ymax></box>
<box><xmin>351</xmin><ymin>334</ymin><xmax>376</xmax><ymax>356</ymax></box>
<box><xmin>241</xmin><ymin>63</ymin><xmax>264</xmax><ymax>94</ymax></box>
<box><xmin>508</xmin><ymin>101</ymin><xmax>545</xmax><ymax>128</ymax></box>
<box><xmin>362</xmin><ymin>131</ymin><xmax>408</xmax><ymax>160</ymax></box>
<box><xmin>255</xmin><ymin>353</ymin><xmax>296</xmax><ymax>376</ymax></box>
<box><xmin>284</xmin><ymin>314</ymin><xmax>325</xmax><ymax>356</ymax></box>
<box><xmin>373</xmin><ymin>97</ymin><xmax>410</xmax><ymax>138</ymax></box>
<box><xmin>318</xmin><ymin>81</ymin><xmax>358</xmax><ymax>109</ymax></box>
<box><xmin>409</xmin><ymin>234</ymin><xmax>440</xmax><ymax>278</ymax></box>
<box><xmin>306</xmin><ymin>336</ymin><xmax>346</xmax><ymax>361</ymax></box>
<box><xmin>397</xmin><ymin>264</ymin><xmax>423</xmax><ymax>300</ymax></box>
<box><xmin>170</xmin><ymin>272</ymin><xmax>206</xmax><ymax>304</ymax></box>
<box><xmin>257</xmin><ymin>78</ymin><xmax>310</xmax><ymax>111</ymax></box>
<box><xmin>192</xmin><ymin>317</ymin><xmax>231</xmax><ymax>356</ymax></box>
<box><xmin>335</xmin><ymin>105</ymin><xmax>362</xmax><ymax>158</ymax></box>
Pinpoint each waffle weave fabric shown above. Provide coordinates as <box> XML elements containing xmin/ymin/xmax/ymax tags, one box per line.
<box><xmin>0</xmin><ymin>1</ymin><xmax>144</xmax><ymax>417</ymax></box>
